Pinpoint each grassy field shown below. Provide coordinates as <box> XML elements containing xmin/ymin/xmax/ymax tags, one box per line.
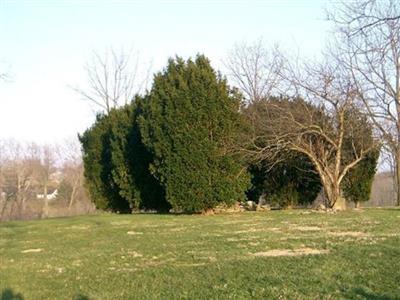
<box><xmin>1</xmin><ymin>209</ymin><xmax>399</xmax><ymax>299</ymax></box>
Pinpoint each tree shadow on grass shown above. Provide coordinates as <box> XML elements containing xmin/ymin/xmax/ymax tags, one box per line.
<box><xmin>1</xmin><ymin>288</ymin><xmax>23</xmax><ymax>300</ymax></box>
<box><xmin>350</xmin><ymin>288</ymin><xmax>394</xmax><ymax>300</ymax></box>
<box><xmin>1</xmin><ymin>289</ymin><xmax>90</xmax><ymax>300</ymax></box>
<box><xmin>74</xmin><ymin>295</ymin><xmax>90</xmax><ymax>300</ymax></box>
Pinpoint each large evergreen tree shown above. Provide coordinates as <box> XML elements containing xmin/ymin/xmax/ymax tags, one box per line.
<box><xmin>342</xmin><ymin>150</ymin><xmax>379</xmax><ymax>207</ymax></box>
<box><xmin>342</xmin><ymin>109</ymin><xmax>379</xmax><ymax>207</ymax></box>
<box><xmin>79</xmin><ymin>100</ymin><xmax>167</xmax><ymax>212</ymax></box>
<box><xmin>79</xmin><ymin>111</ymin><xmax>130</xmax><ymax>212</ymax></box>
<box><xmin>247</xmin><ymin>154</ymin><xmax>322</xmax><ymax>208</ymax></box>
<box><xmin>139</xmin><ymin>55</ymin><xmax>250</xmax><ymax>212</ymax></box>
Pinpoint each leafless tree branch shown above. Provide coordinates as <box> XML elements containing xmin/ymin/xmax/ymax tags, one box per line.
<box><xmin>73</xmin><ymin>47</ymin><xmax>151</xmax><ymax>114</ymax></box>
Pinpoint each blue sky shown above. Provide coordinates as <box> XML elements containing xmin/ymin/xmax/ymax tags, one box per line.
<box><xmin>0</xmin><ymin>0</ymin><xmax>332</xmax><ymax>143</ymax></box>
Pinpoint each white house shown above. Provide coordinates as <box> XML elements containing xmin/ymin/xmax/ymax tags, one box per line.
<box><xmin>37</xmin><ymin>189</ymin><xmax>58</xmax><ymax>200</ymax></box>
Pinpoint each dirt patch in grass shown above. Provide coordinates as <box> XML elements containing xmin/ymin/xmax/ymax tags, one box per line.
<box><xmin>169</xmin><ymin>227</ymin><xmax>186</xmax><ymax>232</ymax></box>
<box><xmin>177</xmin><ymin>262</ymin><xmax>207</xmax><ymax>267</ymax></box>
<box><xmin>108</xmin><ymin>267</ymin><xmax>138</xmax><ymax>272</ymax></box>
<box><xmin>68</xmin><ymin>225</ymin><xmax>91</xmax><ymax>230</ymax></box>
<box><xmin>233</xmin><ymin>228</ymin><xmax>265</xmax><ymax>234</ymax></box>
<box><xmin>292</xmin><ymin>226</ymin><xmax>322</xmax><ymax>231</ymax></box>
<box><xmin>250</xmin><ymin>248</ymin><xmax>329</xmax><ymax>257</ymax></box>
<box><xmin>110</xmin><ymin>221</ymin><xmax>132</xmax><ymax>226</ymax></box>
<box><xmin>220</xmin><ymin>220</ymin><xmax>258</xmax><ymax>225</ymax></box>
<box><xmin>21</xmin><ymin>248</ymin><xmax>43</xmax><ymax>253</ymax></box>
<box><xmin>127</xmin><ymin>231</ymin><xmax>143</xmax><ymax>235</ymax></box>
<box><xmin>362</xmin><ymin>221</ymin><xmax>381</xmax><ymax>225</ymax></box>
<box><xmin>201</xmin><ymin>233</ymin><xmax>224</xmax><ymax>237</ymax></box>
<box><xmin>328</xmin><ymin>231</ymin><xmax>369</xmax><ymax>237</ymax></box>
<box><xmin>227</xmin><ymin>237</ymin><xmax>246</xmax><ymax>242</ymax></box>
<box><xmin>127</xmin><ymin>251</ymin><xmax>143</xmax><ymax>258</ymax></box>
<box><xmin>382</xmin><ymin>233</ymin><xmax>400</xmax><ymax>237</ymax></box>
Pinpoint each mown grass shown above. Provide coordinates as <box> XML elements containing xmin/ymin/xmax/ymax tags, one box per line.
<box><xmin>1</xmin><ymin>208</ymin><xmax>399</xmax><ymax>299</ymax></box>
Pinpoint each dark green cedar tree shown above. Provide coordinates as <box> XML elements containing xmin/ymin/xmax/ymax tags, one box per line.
<box><xmin>139</xmin><ymin>55</ymin><xmax>250</xmax><ymax>212</ymax></box>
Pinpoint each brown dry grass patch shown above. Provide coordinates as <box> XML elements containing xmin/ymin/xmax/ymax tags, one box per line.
<box><xmin>250</xmin><ymin>248</ymin><xmax>329</xmax><ymax>257</ymax></box>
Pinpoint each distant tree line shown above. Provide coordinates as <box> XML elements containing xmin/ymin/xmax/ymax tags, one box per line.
<box><xmin>0</xmin><ymin>139</ymin><xmax>93</xmax><ymax>221</ymax></box>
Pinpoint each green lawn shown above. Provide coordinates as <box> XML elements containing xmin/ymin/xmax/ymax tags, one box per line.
<box><xmin>1</xmin><ymin>209</ymin><xmax>399</xmax><ymax>299</ymax></box>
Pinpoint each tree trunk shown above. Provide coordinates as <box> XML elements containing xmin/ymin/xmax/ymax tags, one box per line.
<box><xmin>396</xmin><ymin>153</ymin><xmax>400</xmax><ymax>206</ymax></box>
<box><xmin>42</xmin><ymin>184</ymin><xmax>49</xmax><ymax>218</ymax></box>
<box><xmin>322</xmin><ymin>177</ymin><xmax>346</xmax><ymax>210</ymax></box>
<box><xmin>21</xmin><ymin>196</ymin><xmax>26</xmax><ymax>217</ymax></box>
<box><xmin>0</xmin><ymin>198</ymin><xmax>8</xmax><ymax>221</ymax></box>
<box><xmin>16</xmin><ymin>176</ymin><xmax>22</xmax><ymax>218</ymax></box>
<box><xmin>10</xmin><ymin>198</ymin><xmax>16</xmax><ymax>220</ymax></box>
<box><xmin>332</xmin><ymin>196</ymin><xmax>346</xmax><ymax>210</ymax></box>
<box><xmin>68</xmin><ymin>185</ymin><xmax>77</xmax><ymax>210</ymax></box>
<box><xmin>355</xmin><ymin>201</ymin><xmax>360</xmax><ymax>209</ymax></box>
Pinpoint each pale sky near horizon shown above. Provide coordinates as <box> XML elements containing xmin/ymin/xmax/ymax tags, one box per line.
<box><xmin>0</xmin><ymin>0</ymin><xmax>332</xmax><ymax>144</ymax></box>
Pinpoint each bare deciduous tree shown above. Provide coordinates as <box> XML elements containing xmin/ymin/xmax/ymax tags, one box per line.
<box><xmin>0</xmin><ymin>139</ymin><xmax>93</xmax><ymax>221</ymax></box>
<box><xmin>0</xmin><ymin>140</ymin><xmax>37</xmax><ymax>220</ymax></box>
<box><xmin>74</xmin><ymin>48</ymin><xmax>151</xmax><ymax>114</ymax></box>
<box><xmin>330</xmin><ymin>0</ymin><xmax>400</xmax><ymax>36</ymax></box>
<box><xmin>330</xmin><ymin>0</ymin><xmax>400</xmax><ymax>205</ymax></box>
<box><xmin>58</xmin><ymin>139</ymin><xmax>85</xmax><ymax>210</ymax></box>
<box><xmin>241</xmin><ymin>57</ymin><xmax>378</xmax><ymax>210</ymax></box>
<box><xmin>0</xmin><ymin>140</ymin><xmax>6</xmax><ymax>218</ymax></box>
<box><xmin>225</xmin><ymin>40</ymin><xmax>283</xmax><ymax>103</ymax></box>
<box><xmin>37</xmin><ymin>145</ymin><xmax>56</xmax><ymax>218</ymax></box>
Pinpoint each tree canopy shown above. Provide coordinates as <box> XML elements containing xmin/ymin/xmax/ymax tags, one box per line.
<box><xmin>139</xmin><ymin>55</ymin><xmax>250</xmax><ymax>212</ymax></box>
<box><xmin>79</xmin><ymin>100</ymin><xmax>167</xmax><ymax>212</ymax></box>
